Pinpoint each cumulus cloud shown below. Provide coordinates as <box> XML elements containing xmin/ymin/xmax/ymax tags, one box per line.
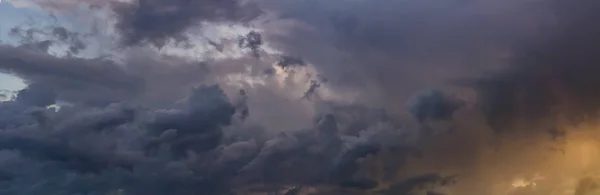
<box><xmin>0</xmin><ymin>85</ymin><xmax>225</xmax><ymax>193</ymax></box>
<box><xmin>4</xmin><ymin>0</ymin><xmax>600</xmax><ymax>194</ymax></box>
<box><xmin>259</xmin><ymin>0</ymin><xmax>554</xmax><ymax>112</ymax></box>
<box><xmin>0</xmin><ymin>81</ymin><xmax>441</xmax><ymax>194</ymax></box>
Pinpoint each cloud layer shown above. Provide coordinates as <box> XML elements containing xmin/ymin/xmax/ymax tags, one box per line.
<box><xmin>2</xmin><ymin>0</ymin><xmax>600</xmax><ymax>194</ymax></box>
<box><xmin>112</xmin><ymin>0</ymin><xmax>262</xmax><ymax>47</ymax></box>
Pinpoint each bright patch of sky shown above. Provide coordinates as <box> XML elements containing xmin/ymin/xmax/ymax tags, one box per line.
<box><xmin>0</xmin><ymin>73</ymin><xmax>25</xmax><ymax>101</ymax></box>
<box><xmin>0</xmin><ymin>0</ymin><xmax>110</xmax><ymax>94</ymax></box>
<box><xmin>1</xmin><ymin>1</ymin><xmax>39</xmax><ymax>43</ymax></box>
<box><xmin>0</xmin><ymin>1</ymin><xmax>36</xmax><ymax>96</ymax></box>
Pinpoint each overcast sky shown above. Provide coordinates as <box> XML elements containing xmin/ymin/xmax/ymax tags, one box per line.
<box><xmin>0</xmin><ymin>0</ymin><xmax>600</xmax><ymax>194</ymax></box>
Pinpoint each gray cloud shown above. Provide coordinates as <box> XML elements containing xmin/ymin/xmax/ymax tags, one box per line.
<box><xmin>407</xmin><ymin>89</ymin><xmax>464</xmax><ymax>124</ymax></box>
<box><xmin>277</xmin><ymin>55</ymin><xmax>306</xmax><ymax>69</ymax></box>
<box><xmin>9</xmin><ymin>25</ymin><xmax>87</xmax><ymax>55</ymax></box>
<box><xmin>14</xmin><ymin>83</ymin><xmax>57</xmax><ymax>107</ymax></box>
<box><xmin>4</xmin><ymin>0</ymin><xmax>600</xmax><ymax>194</ymax></box>
<box><xmin>258</xmin><ymin>0</ymin><xmax>600</xmax><ymax>135</ymax></box>
<box><xmin>260</xmin><ymin>0</ymin><xmax>553</xmax><ymax>113</ymax></box>
<box><xmin>255</xmin><ymin>0</ymin><xmax>600</xmax><ymax>194</ymax></box>
<box><xmin>460</xmin><ymin>0</ymin><xmax>600</xmax><ymax>133</ymax></box>
<box><xmin>0</xmin><ymin>85</ymin><xmax>234</xmax><ymax>194</ymax></box>
<box><xmin>237</xmin><ymin>31</ymin><xmax>263</xmax><ymax>58</ymax></box>
<box><xmin>0</xmin><ymin>40</ymin><xmax>217</xmax><ymax>107</ymax></box>
<box><xmin>0</xmin><ymin>82</ymin><xmax>440</xmax><ymax>194</ymax></box>
<box><xmin>111</xmin><ymin>0</ymin><xmax>262</xmax><ymax>47</ymax></box>
<box><xmin>0</xmin><ymin>44</ymin><xmax>142</xmax><ymax>105</ymax></box>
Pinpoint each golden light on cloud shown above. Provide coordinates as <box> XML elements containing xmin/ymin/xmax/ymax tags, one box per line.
<box><xmin>397</xmin><ymin>119</ymin><xmax>600</xmax><ymax>195</ymax></box>
<box><xmin>495</xmin><ymin>123</ymin><xmax>600</xmax><ymax>195</ymax></box>
<box><xmin>511</xmin><ymin>173</ymin><xmax>545</xmax><ymax>189</ymax></box>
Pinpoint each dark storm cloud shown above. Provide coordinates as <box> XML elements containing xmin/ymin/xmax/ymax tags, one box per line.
<box><xmin>14</xmin><ymin>83</ymin><xmax>57</xmax><ymax>107</ymax></box>
<box><xmin>8</xmin><ymin>0</ymin><xmax>600</xmax><ymax>194</ymax></box>
<box><xmin>261</xmin><ymin>0</ymin><xmax>553</xmax><ymax>111</ymax></box>
<box><xmin>0</xmin><ymin>85</ymin><xmax>240</xmax><ymax>194</ymax></box>
<box><xmin>0</xmin><ymin>1</ymin><xmax>463</xmax><ymax>194</ymax></box>
<box><xmin>406</xmin><ymin>89</ymin><xmax>464</xmax><ymax>124</ymax></box>
<box><xmin>0</xmin><ymin>41</ymin><xmax>215</xmax><ymax>107</ymax></box>
<box><xmin>0</xmin><ymin>44</ymin><xmax>142</xmax><ymax>105</ymax></box>
<box><xmin>261</xmin><ymin>0</ymin><xmax>600</xmax><ymax>132</ymax></box>
<box><xmin>0</xmin><ymin>81</ymin><xmax>442</xmax><ymax>194</ymax></box>
<box><xmin>241</xmin><ymin>0</ymin><xmax>600</xmax><ymax>194</ymax></box>
<box><xmin>0</xmin><ymin>84</ymin><xmax>56</xmax><ymax>129</ymax></box>
<box><xmin>461</xmin><ymin>0</ymin><xmax>600</xmax><ymax>132</ymax></box>
<box><xmin>235</xmin><ymin>104</ymin><xmax>428</xmax><ymax>193</ymax></box>
<box><xmin>147</xmin><ymin>85</ymin><xmax>236</xmax><ymax>157</ymax></box>
<box><xmin>0</xmin><ymin>102</ymin><xmax>35</xmax><ymax>130</ymax></box>
<box><xmin>112</xmin><ymin>0</ymin><xmax>262</xmax><ymax>47</ymax></box>
<box><xmin>259</xmin><ymin>0</ymin><xmax>600</xmax><ymax>134</ymax></box>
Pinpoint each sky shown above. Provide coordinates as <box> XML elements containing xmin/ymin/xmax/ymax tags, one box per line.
<box><xmin>1</xmin><ymin>0</ymin><xmax>600</xmax><ymax>195</ymax></box>
<box><xmin>0</xmin><ymin>1</ymin><xmax>30</xmax><ymax>92</ymax></box>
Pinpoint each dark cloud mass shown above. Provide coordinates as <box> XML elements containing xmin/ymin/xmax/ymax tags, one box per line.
<box><xmin>3</xmin><ymin>0</ymin><xmax>600</xmax><ymax>194</ymax></box>
<box><xmin>0</xmin><ymin>44</ymin><xmax>142</xmax><ymax>105</ymax></box>
<box><xmin>407</xmin><ymin>89</ymin><xmax>464</xmax><ymax>124</ymax></box>
<box><xmin>0</xmin><ymin>40</ymin><xmax>215</xmax><ymax>107</ymax></box>
<box><xmin>14</xmin><ymin>83</ymin><xmax>56</xmax><ymax>107</ymax></box>
<box><xmin>238</xmin><ymin>30</ymin><xmax>263</xmax><ymax>58</ymax></box>
<box><xmin>261</xmin><ymin>0</ymin><xmax>554</xmax><ymax>112</ymax></box>
<box><xmin>112</xmin><ymin>0</ymin><xmax>262</xmax><ymax>47</ymax></box>
<box><xmin>467</xmin><ymin>0</ymin><xmax>600</xmax><ymax>133</ymax></box>
<box><xmin>0</xmin><ymin>82</ymin><xmax>435</xmax><ymax>195</ymax></box>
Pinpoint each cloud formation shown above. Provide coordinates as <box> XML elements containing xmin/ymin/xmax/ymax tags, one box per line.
<box><xmin>465</xmin><ymin>0</ymin><xmax>600</xmax><ymax>133</ymax></box>
<box><xmin>112</xmin><ymin>0</ymin><xmax>262</xmax><ymax>47</ymax></box>
<box><xmin>3</xmin><ymin>0</ymin><xmax>600</xmax><ymax>194</ymax></box>
<box><xmin>0</xmin><ymin>81</ymin><xmax>448</xmax><ymax>194</ymax></box>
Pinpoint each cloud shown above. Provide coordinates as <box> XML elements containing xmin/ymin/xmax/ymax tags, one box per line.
<box><xmin>378</xmin><ymin>173</ymin><xmax>457</xmax><ymax>195</ymax></box>
<box><xmin>237</xmin><ymin>30</ymin><xmax>263</xmax><ymax>58</ymax></box>
<box><xmin>0</xmin><ymin>40</ymin><xmax>222</xmax><ymax>107</ymax></box>
<box><xmin>0</xmin><ymin>85</ymin><xmax>236</xmax><ymax>194</ymax></box>
<box><xmin>14</xmin><ymin>82</ymin><xmax>56</xmax><ymax>107</ymax></box>
<box><xmin>259</xmin><ymin>0</ymin><xmax>553</xmax><ymax>111</ymax></box>
<box><xmin>9</xmin><ymin>25</ymin><xmax>87</xmax><ymax>55</ymax></box>
<box><xmin>112</xmin><ymin>0</ymin><xmax>262</xmax><ymax>47</ymax></box>
<box><xmin>0</xmin><ymin>43</ymin><xmax>143</xmax><ymax>105</ymax></box>
<box><xmin>407</xmin><ymin>89</ymin><xmax>464</xmax><ymax>124</ymax></box>
<box><xmin>1</xmin><ymin>1</ymin><xmax>459</xmax><ymax>194</ymax></box>
<box><xmin>4</xmin><ymin>0</ymin><xmax>600</xmax><ymax>194</ymax></box>
<box><xmin>461</xmin><ymin>0</ymin><xmax>600</xmax><ymax>133</ymax></box>
<box><xmin>0</xmin><ymin>81</ymin><xmax>441</xmax><ymax>194</ymax></box>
